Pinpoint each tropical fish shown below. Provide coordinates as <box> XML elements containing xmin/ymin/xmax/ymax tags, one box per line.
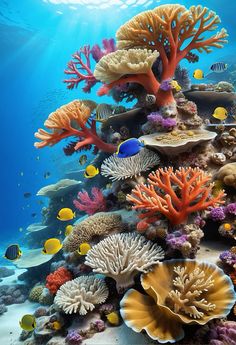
<box><xmin>84</xmin><ymin>165</ymin><xmax>99</xmax><ymax>178</ymax></box>
<box><xmin>116</xmin><ymin>138</ymin><xmax>144</xmax><ymax>158</ymax></box>
<box><xmin>171</xmin><ymin>80</ymin><xmax>182</xmax><ymax>92</ymax></box>
<box><xmin>57</xmin><ymin>208</ymin><xmax>76</xmax><ymax>221</ymax></box>
<box><xmin>4</xmin><ymin>244</ymin><xmax>22</xmax><ymax>261</ymax></box>
<box><xmin>77</xmin><ymin>242</ymin><xmax>91</xmax><ymax>255</ymax></box>
<box><xmin>24</xmin><ymin>192</ymin><xmax>31</xmax><ymax>198</ymax></box>
<box><xmin>106</xmin><ymin>312</ymin><xmax>120</xmax><ymax>326</ymax></box>
<box><xmin>19</xmin><ymin>314</ymin><xmax>36</xmax><ymax>332</ymax></box>
<box><xmin>193</xmin><ymin>69</ymin><xmax>204</xmax><ymax>79</ymax></box>
<box><xmin>83</xmin><ymin>99</ymin><xmax>97</xmax><ymax>112</ymax></box>
<box><xmin>210</xmin><ymin>62</ymin><xmax>227</xmax><ymax>73</ymax></box>
<box><xmin>212</xmin><ymin>107</ymin><xmax>228</xmax><ymax>121</ymax></box>
<box><xmin>96</xmin><ymin>103</ymin><xmax>113</xmax><ymax>122</ymax></box>
<box><xmin>145</xmin><ymin>94</ymin><xmax>156</xmax><ymax>105</ymax></box>
<box><xmin>51</xmin><ymin>321</ymin><xmax>62</xmax><ymax>331</ymax></box>
<box><xmin>44</xmin><ymin>171</ymin><xmax>51</xmax><ymax>179</ymax></box>
<box><xmin>79</xmin><ymin>154</ymin><xmax>87</xmax><ymax>166</ymax></box>
<box><xmin>65</xmin><ymin>225</ymin><xmax>73</xmax><ymax>236</ymax></box>
<box><xmin>42</xmin><ymin>238</ymin><xmax>63</xmax><ymax>255</ymax></box>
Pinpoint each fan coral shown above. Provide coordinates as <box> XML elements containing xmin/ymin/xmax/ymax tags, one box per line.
<box><xmin>127</xmin><ymin>167</ymin><xmax>225</xmax><ymax>226</ymax></box>
<box><xmin>73</xmin><ymin>187</ymin><xmax>106</xmax><ymax>215</ymax></box>
<box><xmin>101</xmin><ymin>149</ymin><xmax>160</xmax><ymax>181</ymax></box>
<box><xmin>54</xmin><ymin>276</ymin><xmax>108</xmax><ymax>315</ymax></box>
<box><xmin>85</xmin><ymin>233</ymin><xmax>164</xmax><ymax>291</ymax></box>
<box><xmin>209</xmin><ymin>321</ymin><xmax>236</xmax><ymax>345</ymax></box>
<box><xmin>46</xmin><ymin>267</ymin><xmax>73</xmax><ymax>295</ymax></box>
<box><xmin>63</xmin><ymin>212</ymin><xmax>124</xmax><ymax>253</ymax></box>
<box><xmin>34</xmin><ymin>100</ymin><xmax>115</xmax><ymax>154</ymax></box>
<box><xmin>120</xmin><ymin>260</ymin><xmax>236</xmax><ymax>343</ymax></box>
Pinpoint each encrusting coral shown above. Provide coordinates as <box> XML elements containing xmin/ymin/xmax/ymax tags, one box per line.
<box><xmin>73</xmin><ymin>187</ymin><xmax>106</xmax><ymax>215</ymax></box>
<box><xmin>101</xmin><ymin>148</ymin><xmax>160</xmax><ymax>181</ymax></box>
<box><xmin>46</xmin><ymin>267</ymin><xmax>73</xmax><ymax>295</ymax></box>
<box><xmin>127</xmin><ymin>167</ymin><xmax>225</xmax><ymax>226</ymax></box>
<box><xmin>120</xmin><ymin>260</ymin><xmax>236</xmax><ymax>343</ymax></box>
<box><xmin>34</xmin><ymin>100</ymin><xmax>116</xmax><ymax>154</ymax></box>
<box><xmin>54</xmin><ymin>275</ymin><xmax>109</xmax><ymax>315</ymax></box>
<box><xmin>85</xmin><ymin>232</ymin><xmax>164</xmax><ymax>291</ymax></box>
<box><xmin>63</xmin><ymin>212</ymin><xmax>124</xmax><ymax>253</ymax></box>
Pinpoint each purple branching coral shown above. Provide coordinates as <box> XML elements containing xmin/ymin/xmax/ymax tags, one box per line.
<box><xmin>147</xmin><ymin>112</ymin><xmax>177</xmax><ymax>130</ymax></box>
<box><xmin>91</xmin><ymin>38</ymin><xmax>116</xmax><ymax>62</ymax></box>
<box><xmin>65</xmin><ymin>330</ymin><xmax>83</xmax><ymax>345</ymax></box>
<box><xmin>209</xmin><ymin>321</ymin><xmax>236</xmax><ymax>345</ymax></box>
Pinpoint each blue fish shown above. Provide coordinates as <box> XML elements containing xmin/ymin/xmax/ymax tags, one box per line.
<box><xmin>210</xmin><ymin>62</ymin><xmax>227</xmax><ymax>73</ymax></box>
<box><xmin>116</xmin><ymin>138</ymin><xmax>144</xmax><ymax>158</ymax></box>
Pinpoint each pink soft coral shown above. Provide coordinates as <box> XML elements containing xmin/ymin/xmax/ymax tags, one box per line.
<box><xmin>73</xmin><ymin>187</ymin><xmax>106</xmax><ymax>215</ymax></box>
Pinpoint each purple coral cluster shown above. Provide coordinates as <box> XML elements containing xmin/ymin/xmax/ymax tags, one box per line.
<box><xmin>147</xmin><ymin>112</ymin><xmax>176</xmax><ymax>130</ymax></box>
<box><xmin>210</xmin><ymin>203</ymin><xmax>236</xmax><ymax>221</ymax></box>
<box><xmin>166</xmin><ymin>232</ymin><xmax>188</xmax><ymax>250</ymax></box>
<box><xmin>160</xmin><ymin>79</ymin><xmax>172</xmax><ymax>91</ymax></box>
<box><xmin>220</xmin><ymin>249</ymin><xmax>236</xmax><ymax>268</ymax></box>
<box><xmin>65</xmin><ymin>330</ymin><xmax>83</xmax><ymax>345</ymax></box>
<box><xmin>209</xmin><ymin>321</ymin><xmax>236</xmax><ymax>345</ymax></box>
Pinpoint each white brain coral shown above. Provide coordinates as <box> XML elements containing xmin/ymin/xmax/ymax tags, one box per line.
<box><xmin>54</xmin><ymin>276</ymin><xmax>109</xmax><ymax>315</ymax></box>
<box><xmin>94</xmin><ymin>48</ymin><xmax>159</xmax><ymax>84</ymax></box>
<box><xmin>85</xmin><ymin>233</ymin><xmax>164</xmax><ymax>291</ymax></box>
<box><xmin>101</xmin><ymin>148</ymin><xmax>160</xmax><ymax>181</ymax></box>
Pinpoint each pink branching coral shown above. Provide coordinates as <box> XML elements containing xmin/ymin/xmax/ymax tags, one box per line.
<box><xmin>73</xmin><ymin>187</ymin><xmax>106</xmax><ymax>215</ymax></box>
<box><xmin>127</xmin><ymin>167</ymin><xmax>225</xmax><ymax>226</ymax></box>
<box><xmin>91</xmin><ymin>38</ymin><xmax>116</xmax><ymax>62</ymax></box>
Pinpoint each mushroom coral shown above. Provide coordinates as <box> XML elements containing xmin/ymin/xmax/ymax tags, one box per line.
<box><xmin>34</xmin><ymin>100</ymin><xmax>115</xmax><ymax>154</ymax></box>
<box><xmin>127</xmin><ymin>167</ymin><xmax>225</xmax><ymax>226</ymax></box>
<box><xmin>97</xmin><ymin>4</ymin><xmax>228</xmax><ymax>107</ymax></box>
<box><xmin>120</xmin><ymin>260</ymin><xmax>236</xmax><ymax>343</ymax></box>
<box><xmin>85</xmin><ymin>233</ymin><xmax>164</xmax><ymax>292</ymax></box>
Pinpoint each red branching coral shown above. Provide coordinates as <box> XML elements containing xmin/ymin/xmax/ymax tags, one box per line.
<box><xmin>73</xmin><ymin>187</ymin><xmax>106</xmax><ymax>215</ymax></box>
<box><xmin>127</xmin><ymin>167</ymin><xmax>225</xmax><ymax>226</ymax></box>
<box><xmin>46</xmin><ymin>267</ymin><xmax>73</xmax><ymax>295</ymax></box>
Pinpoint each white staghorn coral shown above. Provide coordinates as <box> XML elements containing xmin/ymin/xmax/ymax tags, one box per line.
<box><xmin>54</xmin><ymin>276</ymin><xmax>109</xmax><ymax>315</ymax></box>
<box><xmin>101</xmin><ymin>148</ymin><xmax>160</xmax><ymax>181</ymax></box>
<box><xmin>167</xmin><ymin>266</ymin><xmax>216</xmax><ymax>319</ymax></box>
<box><xmin>85</xmin><ymin>233</ymin><xmax>164</xmax><ymax>291</ymax></box>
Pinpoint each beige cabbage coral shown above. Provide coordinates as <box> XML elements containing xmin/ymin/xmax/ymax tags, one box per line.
<box><xmin>94</xmin><ymin>48</ymin><xmax>159</xmax><ymax>84</ymax></box>
<box><xmin>54</xmin><ymin>276</ymin><xmax>108</xmax><ymax>315</ymax></box>
<box><xmin>101</xmin><ymin>148</ymin><xmax>160</xmax><ymax>181</ymax></box>
<box><xmin>85</xmin><ymin>233</ymin><xmax>164</xmax><ymax>291</ymax></box>
<box><xmin>120</xmin><ymin>260</ymin><xmax>236</xmax><ymax>343</ymax></box>
<box><xmin>63</xmin><ymin>212</ymin><xmax>124</xmax><ymax>252</ymax></box>
<box><xmin>216</xmin><ymin>162</ymin><xmax>236</xmax><ymax>189</ymax></box>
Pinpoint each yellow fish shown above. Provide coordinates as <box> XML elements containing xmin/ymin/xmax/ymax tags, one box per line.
<box><xmin>193</xmin><ymin>69</ymin><xmax>204</xmax><ymax>79</ymax></box>
<box><xmin>42</xmin><ymin>238</ymin><xmax>63</xmax><ymax>255</ymax></box>
<box><xmin>51</xmin><ymin>321</ymin><xmax>62</xmax><ymax>331</ymax></box>
<box><xmin>77</xmin><ymin>243</ymin><xmax>91</xmax><ymax>255</ymax></box>
<box><xmin>171</xmin><ymin>80</ymin><xmax>181</xmax><ymax>92</ymax></box>
<box><xmin>212</xmin><ymin>107</ymin><xmax>228</xmax><ymax>121</ymax></box>
<box><xmin>65</xmin><ymin>225</ymin><xmax>73</xmax><ymax>236</ymax></box>
<box><xmin>84</xmin><ymin>165</ymin><xmax>99</xmax><ymax>179</ymax></box>
<box><xmin>57</xmin><ymin>208</ymin><xmax>75</xmax><ymax>221</ymax></box>
<box><xmin>19</xmin><ymin>314</ymin><xmax>36</xmax><ymax>332</ymax></box>
<box><xmin>106</xmin><ymin>312</ymin><xmax>120</xmax><ymax>326</ymax></box>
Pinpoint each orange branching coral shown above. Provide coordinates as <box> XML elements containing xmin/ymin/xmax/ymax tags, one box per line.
<box><xmin>34</xmin><ymin>100</ymin><xmax>115</xmax><ymax>154</ymax></box>
<box><xmin>127</xmin><ymin>167</ymin><xmax>225</xmax><ymax>226</ymax></box>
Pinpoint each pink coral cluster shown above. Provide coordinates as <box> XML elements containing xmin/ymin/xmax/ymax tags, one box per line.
<box><xmin>73</xmin><ymin>187</ymin><xmax>106</xmax><ymax>215</ymax></box>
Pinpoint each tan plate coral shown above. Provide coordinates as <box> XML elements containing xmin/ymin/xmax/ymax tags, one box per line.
<box><xmin>140</xmin><ymin>129</ymin><xmax>217</xmax><ymax>156</ymax></box>
<box><xmin>120</xmin><ymin>260</ymin><xmax>236</xmax><ymax>343</ymax></box>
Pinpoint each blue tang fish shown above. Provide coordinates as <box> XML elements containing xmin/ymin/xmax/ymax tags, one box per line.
<box><xmin>116</xmin><ymin>138</ymin><xmax>144</xmax><ymax>158</ymax></box>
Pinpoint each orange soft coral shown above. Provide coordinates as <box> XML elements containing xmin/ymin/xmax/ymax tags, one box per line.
<box><xmin>46</xmin><ymin>267</ymin><xmax>73</xmax><ymax>295</ymax></box>
<box><xmin>127</xmin><ymin>167</ymin><xmax>225</xmax><ymax>226</ymax></box>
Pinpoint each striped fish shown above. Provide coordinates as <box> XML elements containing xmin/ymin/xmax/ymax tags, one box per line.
<box><xmin>95</xmin><ymin>103</ymin><xmax>113</xmax><ymax>122</ymax></box>
<box><xmin>210</xmin><ymin>62</ymin><xmax>228</xmax><ymax>73</ymax></box>
<box><xmin>4</xmin><ymin>244</ymin><xmax>22</xmax><ymax>261</ymax></box>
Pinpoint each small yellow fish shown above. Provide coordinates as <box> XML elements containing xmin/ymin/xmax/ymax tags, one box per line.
<box><xmin>77</xmin><ymin>242</ymin><xmax>91</xmax><ymax>255</ymax></box>
<box><xmin>84</xmin><ymin>165</ymin><xmax>99</xmax><ymax>179</ymax></box>
<box><xmin>171</xmin><ymin>80</ymin><xmax>181</xmax><ymax>92</ymax></box>
<box><xmin>212</xmin><ymin>107</ymin><xmax>228</xmax><ymax>121</ymax></box>
<box><xmin>19</xmin><ymin>314</ymin><xmax>36</xmax><ymax>331</ymax></box>
<box><xmin>106</xmin><ymin>312</ymin><xmax>120</xmax><ymax>326</ymax></box>
<box><xmin>65</xmin><ymin>225</ymin><xmax>73</xmax><ymax>236</ymax></box>
<box><xmin>51</xmin><ymin>321</ymin><xmax>62</xmax><ymax>331</ymax></box>
<box><xmin>42</xmin><ymin>238</ymin><xmax>63</xmax><ymax>255</ymax></box>
<box><xmin>223</xmin><ymin>223</ymin><xmax>232</xmax><ymax>231</ymax></box>
<box><xmin>193</xmin><ymin>69</ymin><xmax>204</xmax><ymax>79</ymax></box>
<box><xmin>57</xmin><ymin>208</ymin><xmax>75</xmax><ymax>221</ymax></box>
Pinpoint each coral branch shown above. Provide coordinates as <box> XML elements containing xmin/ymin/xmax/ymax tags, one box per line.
<box><xmin>73</xmin><ymin>187</ymin><xmax>106</xmax><ymax>215</ymax></box>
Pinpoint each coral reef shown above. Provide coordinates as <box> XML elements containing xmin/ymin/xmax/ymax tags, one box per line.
<box><xmin>0</xmin><ymin>266</ymin><xmax>15</xmax><ymax>278</ymax></box>
<box><xmin>101</xmin><ymin>148</ymin><xmax>160</xmax><ymax>181</ymax></box>
<box><xmin>215</xmin><ymin>162</ymin><xmax>236</xmax><ymax>188</ymax></box>
<box><xmin>54</xmin><ymin>275</ymin><xmax>109</xmax><ymax>315</ymax></box>
<box><xmin>120</xmin><ymin>260</ymin><xmax>236</xmax><ymax>343</ymax></box>
<box><xmin>73</xmin><ymin>187</ymin><xmax>106</xmax><ymax>215</ymax></box>
<box><xmin>127</xmin><ymin>167</ymin><xmax>225</xmax><ymax>226</ymax></box>
<box><xmin>46</xmin><ymin>267</ymin><xmax>73</xmax><ymax>295</ymax></box>
<box><xmin>209</xmin><ymin>320</ymin><xmax>236</xmax><ymax>345</ymax></box>
<box><xmin>63</xmin><ymin>211</ymin><xmax>124</xmax><ymax>252</ymax></box>
<box><xmin>0</xmin><ymin>284</ymin><xmax>28</xmax><ymax>314</ymax></box>
<box><xmin>85</xmin><ymin>232</ymin><xmax>164</xmax><ymax>291</ymax></box>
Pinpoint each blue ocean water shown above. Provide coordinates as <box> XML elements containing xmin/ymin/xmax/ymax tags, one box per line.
<box><xmin>0</xmin><ymin>0</ymin><xmax>235</xmax><ymax>249</ymax></box>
